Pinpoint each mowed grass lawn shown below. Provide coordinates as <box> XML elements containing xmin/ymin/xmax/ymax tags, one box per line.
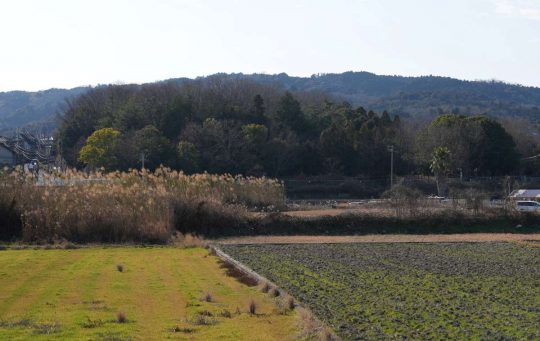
<box><xmin>0</xmin><ymin>247</ymin><xmax>298</xmax><ymax>340</ymax></box>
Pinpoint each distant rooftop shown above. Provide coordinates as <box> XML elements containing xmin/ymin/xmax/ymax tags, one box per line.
<box><xmin>509</xmin><ymin>189</ymin><xmax>540</xmax><ymax>198</ymax></box>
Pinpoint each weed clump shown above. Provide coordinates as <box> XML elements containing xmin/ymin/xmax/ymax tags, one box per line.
<box><xmin>172</xmin><ymin>326</ymin><xmax>195</xmax><ymax>333</ymax></box>
<box><xmin>269</xmin><ymin>287</ymin><xmax>280</xmax><ymax>297</ymax></box>
<box><xmin>287</xmin><ymin>296</ymin><xmax>295</xmax><ymax>310</ymax></box>
<box><xmin>248</xmin><ymin>300</ymin><xmax>257</xmax><ymax>315</ymax></box>
<box><xmin>191</xmin><ymin>315</ymin><xmax>216</xmax><ymax>326</ymax></box>
<box><xmin>116</xmin><ymin>311</ymin><xmax>127</xmax><ymax>323</ymax></box>
<box><xmin>82</xmin><ymin>318</ymin><xmax>104</xmax><ymax>328</ymax></box>
<box><xmin>170</xmin><ymin>232</ymin><xmax>205</xmax><ymax>248</ymax></box>
<box><xmin>202</xmin><ymin>292</ymin><xmax>213</xmax><ymax>302</ymax></box>
<box><xmin>220</xmin><ymin>309</ymin><xmax>232</xmax><ymax>318</ymax></box>
<box><xmin>197</xmin><ymin>310</ymin><xmax>213</xmax><ymax>317</ymax></box>
<box><xmin>260</xmin><ymin>282</ymin><xmax>270</xmax><ymax>293</ymax></box>
<box><xmin>32</xmin><ymin>322</ymin><xmax>62</xmax><ymax>335</ymax></box>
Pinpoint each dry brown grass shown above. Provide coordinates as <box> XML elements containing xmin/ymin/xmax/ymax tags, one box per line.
<box><xmin>0</xmin><ymin>167</ymin><xmax>285</xmax><ymax>243</ymax></box>
<box><xmin>116</xmin><ymin>311</ymin><xmax>127</xmax><ymax>323</ymax></box>
<box><xmin>297</xmin><ymin>307</ymin><xmax>339</xmax><ymax>340</ymax></box>
<box><xmin>260</xmin><ymin>282</ymin><xmax>271</xmax><ymax>293</ymax></box>
<box><xmin>286</xmin><ymin>296</ymin><xmax>295</xmax><ymax>310</ymax></box>
<box><xmin>269</xmin><ymin>287</ymin><xmax>280</xmax><ymax>297</ymax></box>
<box><xmin>170</xmin><ymin>233</ymin><xmax>205</xmax><ymax>248</ymax></box>
<box><xmin>218</xmin><ymin>259</ymin><xmax>258</xmax><ymax>287</ymax></box>
<box><xmin>248</xmin><ymin>300</ymin><xmax>257</xmax><ymax>315</ymax></box>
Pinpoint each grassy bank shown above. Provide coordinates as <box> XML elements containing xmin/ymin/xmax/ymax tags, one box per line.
<box><xmin>0</xmin><ymin>247</ymin><xmax>298</xmax><ymax>340</ymax></box>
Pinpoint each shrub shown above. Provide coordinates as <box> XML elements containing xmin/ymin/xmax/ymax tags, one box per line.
<box><xmin>382</xmin><ymin>185</ymin><xmax>422</xmax><ymax>217</ymax></box>
<box><xmin>116</xmin><ymin>264</ymin><xmax>124</xmax><ymax>272</ymax></box>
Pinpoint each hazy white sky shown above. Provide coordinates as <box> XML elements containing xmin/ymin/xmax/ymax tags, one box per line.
<box><xmin>0</xmin><ymin>0</ymin><xmax>539</xmax><ymax>91</ymax></box>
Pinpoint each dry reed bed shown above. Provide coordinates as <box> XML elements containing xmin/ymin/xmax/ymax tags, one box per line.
<box><xmin>0</xmin><ymin>168</ymin><xmax>285</xmax><ymax>243</ymax></box>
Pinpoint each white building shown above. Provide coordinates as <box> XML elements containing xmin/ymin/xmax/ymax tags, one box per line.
<box><xmin>509</xmin><ymin>189</ymin><xmax>540</xmax><ymax>201</ymax></box>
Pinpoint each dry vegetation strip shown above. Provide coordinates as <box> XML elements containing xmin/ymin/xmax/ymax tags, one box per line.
<box><xmin>216</xmin><ymin>233</ymin><xmax>540</xmax><ymax>244</ymax></box>
<box><xmin>0</xmin><ymin>168</ymin><xmax>284</xmax><ymax>243</ymax></box>
<box><xmin>0</xmin><ymin>247</ymin><xmax>298</xmax><ymax>340</ymax></box>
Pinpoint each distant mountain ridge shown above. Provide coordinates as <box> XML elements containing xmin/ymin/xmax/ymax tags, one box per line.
<box><xmin>219</xmin><ymin>72</ymin><xmax>540</xmax><ymax>121</ymax></box>
<box><xmin>2</xmin><ymin>71</ymin><xmax>540</xmax><ymax>134</ymax></box>
<box><xmin>0</xmin><ymin>87</ymin><xmax>89</xmax><ymax>134</ymax></box>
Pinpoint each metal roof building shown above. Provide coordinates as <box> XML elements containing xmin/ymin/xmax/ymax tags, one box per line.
<box><xmin>509</xmin><ymin>189</ymin><xmax>540</xmax><ymax>200</ymax></box>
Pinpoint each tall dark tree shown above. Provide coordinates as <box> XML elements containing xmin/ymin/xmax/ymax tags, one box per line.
<box><xmin>275</xmin><ymin>92</ymin><xmax>305</xmax><ymax>133</ymax></box>
<box><xmin>250</xmin><ymin>94</ymin><xmax>266</xmax><ymax>124</ymax></box>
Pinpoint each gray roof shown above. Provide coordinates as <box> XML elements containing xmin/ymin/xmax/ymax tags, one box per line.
<box><xmin>509</xmin><ymin>189</ymin><xmax>540</xmax><ymax>199</ymax></box>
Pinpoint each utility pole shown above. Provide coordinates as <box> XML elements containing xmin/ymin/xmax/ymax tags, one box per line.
<box><xmin>388</xmin><ymin>145</ymin><xmax>394</xmax><ymax>188</ymax></box>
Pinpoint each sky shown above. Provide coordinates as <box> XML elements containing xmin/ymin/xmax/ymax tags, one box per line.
<box><xmin>0</xmin><ymin>0</ymin><xmax>539</xmax><ymax>91</ymax></box>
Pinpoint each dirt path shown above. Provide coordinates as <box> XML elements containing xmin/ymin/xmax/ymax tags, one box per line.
<box><xmin>215</xmin><ymin>233</ymin><xmax>540</xmax><ymax>244</ymax></box>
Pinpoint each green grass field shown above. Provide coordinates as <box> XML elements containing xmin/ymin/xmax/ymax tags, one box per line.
<box><xmin>0</xmin><ymin>247</ymin><xmax>298</xmax><ymax>340</ymax></box>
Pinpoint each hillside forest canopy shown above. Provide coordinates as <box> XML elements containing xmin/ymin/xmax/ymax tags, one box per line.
<box><xmin>57</xmin><ymin>76</ymin><xmax>539</xmax><ymax>178</ymax></box>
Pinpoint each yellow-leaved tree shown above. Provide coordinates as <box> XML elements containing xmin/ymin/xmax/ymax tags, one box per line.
<box><xmin>78</xmin><ymin>128</ymin><xmax>121</xmax><ymax>170</ymax></box>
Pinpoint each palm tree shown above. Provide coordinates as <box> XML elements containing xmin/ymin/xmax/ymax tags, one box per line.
<box><xmin>430</xmin><ymin>147</ymin><xmax>451</xmax><ymax>197</ymax></box>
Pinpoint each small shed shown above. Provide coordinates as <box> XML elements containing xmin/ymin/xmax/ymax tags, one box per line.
<box><xmin>0</xmin><ymin>145</ymin><xmax>15</xmax><ymax>166</ymax></box>
<box><xmin>509</xmin><ymin>189</ymin><xmax>540</xmax><ymax>201</ymax></box>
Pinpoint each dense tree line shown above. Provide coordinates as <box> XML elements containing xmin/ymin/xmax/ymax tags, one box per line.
<box><xmin>57</xmin><ymin>76</ymin><xmax>534</xmax><ymax>178</ymax></box>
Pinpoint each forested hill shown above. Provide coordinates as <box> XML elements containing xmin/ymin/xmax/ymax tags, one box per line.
<box><xmin>2</xmin><ymin>72</ymin><xmax>540</xmax><ymax>134</ymax></box>
<box><xmin>198</xmin><ymin>72</ymin><xmax>540</xmax><ymax>121</ymax></box>
<box><xmin>0</xmin><ymin>87</ymin><xmax>88</xmax><ymax>134</ymax></box>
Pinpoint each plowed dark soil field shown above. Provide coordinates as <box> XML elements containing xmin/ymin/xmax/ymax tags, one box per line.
<box><xmin>222</xmin><ymin>243</ymin><xmax>540</xmax><ymax>340</ymax></box>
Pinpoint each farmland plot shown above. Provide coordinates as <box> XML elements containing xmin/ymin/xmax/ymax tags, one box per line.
<box><xmin>0</xmin><ymin>247</ymin><xmax>298</xmax><ymax>340</ymax></box>
<box><xmin>222</xmin><ymin>243</ymin><xmax>540</xmax><ymax>340</ymax></box>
